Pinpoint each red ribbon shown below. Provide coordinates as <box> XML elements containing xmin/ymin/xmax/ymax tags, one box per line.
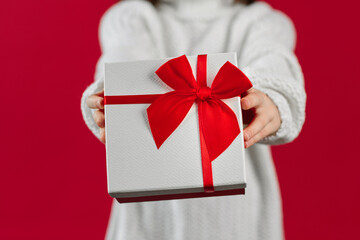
<box><xmin>104</xmin><ymin>55</ymin><xmax>252</xmax><ymax>193</ymax></box>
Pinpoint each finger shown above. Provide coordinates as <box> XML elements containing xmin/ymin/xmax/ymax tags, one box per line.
<box><xmin>99</xmin><ymin>128</ymin><xmax>106</xmax><ymax>144</ymax></box>
<box><xmin>86</xmin><ymin>94</ymin><xmax>104</xmax><ymax>109</ymax></box>
<box><xmin>241</xmin><ymin>91</ymin><xmax>263</xmax><ymax>110</ymax></box>
<box><xmin>244</xmin><ymin>121</ymin><xmax>275</xmax><ymax>148</ymax></box>
<box><xmin>240</xmin><ymin>87</ymin><xmax>254</xmax><ymax>98</ymax></box>
<box><xmin>243</xmin><ymin>113</ymin><xmax>270</xmax><ymax>141</ymax></box>
<box><xmin>94</xmin><ymin>90</ymin><xmax>104</xmax><ymax>97</ymax></box>
<box><xmin>93</xmin><ymin>110</ymin><xmax>105</xmax><ymax>128</ymax></box>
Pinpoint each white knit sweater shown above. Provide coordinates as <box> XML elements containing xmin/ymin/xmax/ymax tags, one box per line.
<box><xmin>80</xmin><ymin>0</ymin><xmax>306</xmax><ymax>239</ymax></box>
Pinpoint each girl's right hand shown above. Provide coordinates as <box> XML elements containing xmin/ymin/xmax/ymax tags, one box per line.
<box><xmin>86</xmin><ymin>90</ymin><xmax>106</xmax><ymax>143</ymax></box>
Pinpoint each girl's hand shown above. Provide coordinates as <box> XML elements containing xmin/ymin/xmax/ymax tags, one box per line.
<box><xmin>241</xmin><ymin>88</ymin><xmax>281</xmax><ymax>148</ymax></box>
<box><xmin>86</xmin><ymin>90</ymin><xmax>106</xmax><ymax>143</ymax></box>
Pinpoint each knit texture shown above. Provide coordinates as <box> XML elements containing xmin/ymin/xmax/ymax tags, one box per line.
<box><xmin>80</xmin><ymin>0</ymin><xmax>306</xmax><ymax>239</ymax></box>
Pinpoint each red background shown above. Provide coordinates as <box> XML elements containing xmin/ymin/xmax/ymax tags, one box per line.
<box><xmin>1</xmin><ymin>0</ymin><xmax>359</xmax><ymax>239</ymax></box>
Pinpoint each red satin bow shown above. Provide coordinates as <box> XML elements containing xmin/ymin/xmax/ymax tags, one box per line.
<box><xmin>104</xmin><ymin>54</ymin><xmax>252</xmax><ymax>192</ymax></box>
<box><xmin>148</xmin><ymin>55</ymin><xmax>252</xmax><ymax>191</ymax></box>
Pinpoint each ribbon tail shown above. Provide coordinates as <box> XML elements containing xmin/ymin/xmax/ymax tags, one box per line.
<box><xmin>147</xmin><ymin>91</ymin><xmax>196</xmax><ymax>149</ymax></box>
<box><xmin>198</xmin><ymin>102</ymin><xmax>215</xmax><ymax>193</ymax></box>
<box><xmin>200</xmin><ymin>99</ymin><xmax>240</xmax><ymax>161</ymax></box>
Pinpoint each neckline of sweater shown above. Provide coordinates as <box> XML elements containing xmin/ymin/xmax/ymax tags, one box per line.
<box><xmin>158</xmin><ymin>0</ymin><xmax>244</xmax><ymax>20</ymax></box>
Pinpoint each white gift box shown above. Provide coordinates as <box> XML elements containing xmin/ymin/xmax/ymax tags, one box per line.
<box><xmin>104</xmin><ymin>53</ymin><xmax>247</xmax><ymax>203</ymax></box>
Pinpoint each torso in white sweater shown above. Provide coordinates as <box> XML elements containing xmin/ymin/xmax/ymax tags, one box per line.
<box><xmin>81</xmin><ymin>0</ymin><xmax>306</xmax><ymax>239</ymax></box>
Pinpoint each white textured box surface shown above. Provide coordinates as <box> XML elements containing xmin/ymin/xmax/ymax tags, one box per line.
<box><xmin>104</xmin><ymin>53</ymin><xmax>246</xmax><ymax>198</ymax></box>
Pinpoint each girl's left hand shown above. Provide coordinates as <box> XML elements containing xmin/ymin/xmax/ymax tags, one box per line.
<box><xmin>241</xmin><ymin>88</ymin><xmax>281</xmax><ymax>148</ymax></box>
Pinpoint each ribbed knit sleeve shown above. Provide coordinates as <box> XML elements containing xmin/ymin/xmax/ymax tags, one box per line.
<box><xmin>80</xmin><ymin>0</ymin><xmax>160</xmax><ymax>138</ymax></box>
<box><xmin>239</xmin><ymin>9</ymin><xmax>306</xmax><ymax>145</ymax></box>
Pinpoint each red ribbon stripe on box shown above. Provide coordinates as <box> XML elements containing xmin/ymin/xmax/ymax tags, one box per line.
<box><xmin>104</xmin><ymin>54</ymin><xmax>252</xmax><ymax>193</ymax></box>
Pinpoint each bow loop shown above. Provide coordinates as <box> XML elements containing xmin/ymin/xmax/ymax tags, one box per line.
<box><xmin>210</xmin><ymin>61</ymin><xmax>252</xmax><ymax>99</ymax></box>
<box><xmin>155</xmin><ymin>55</ymin><xmax>197</xmax><ymax>90</ymax></box>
